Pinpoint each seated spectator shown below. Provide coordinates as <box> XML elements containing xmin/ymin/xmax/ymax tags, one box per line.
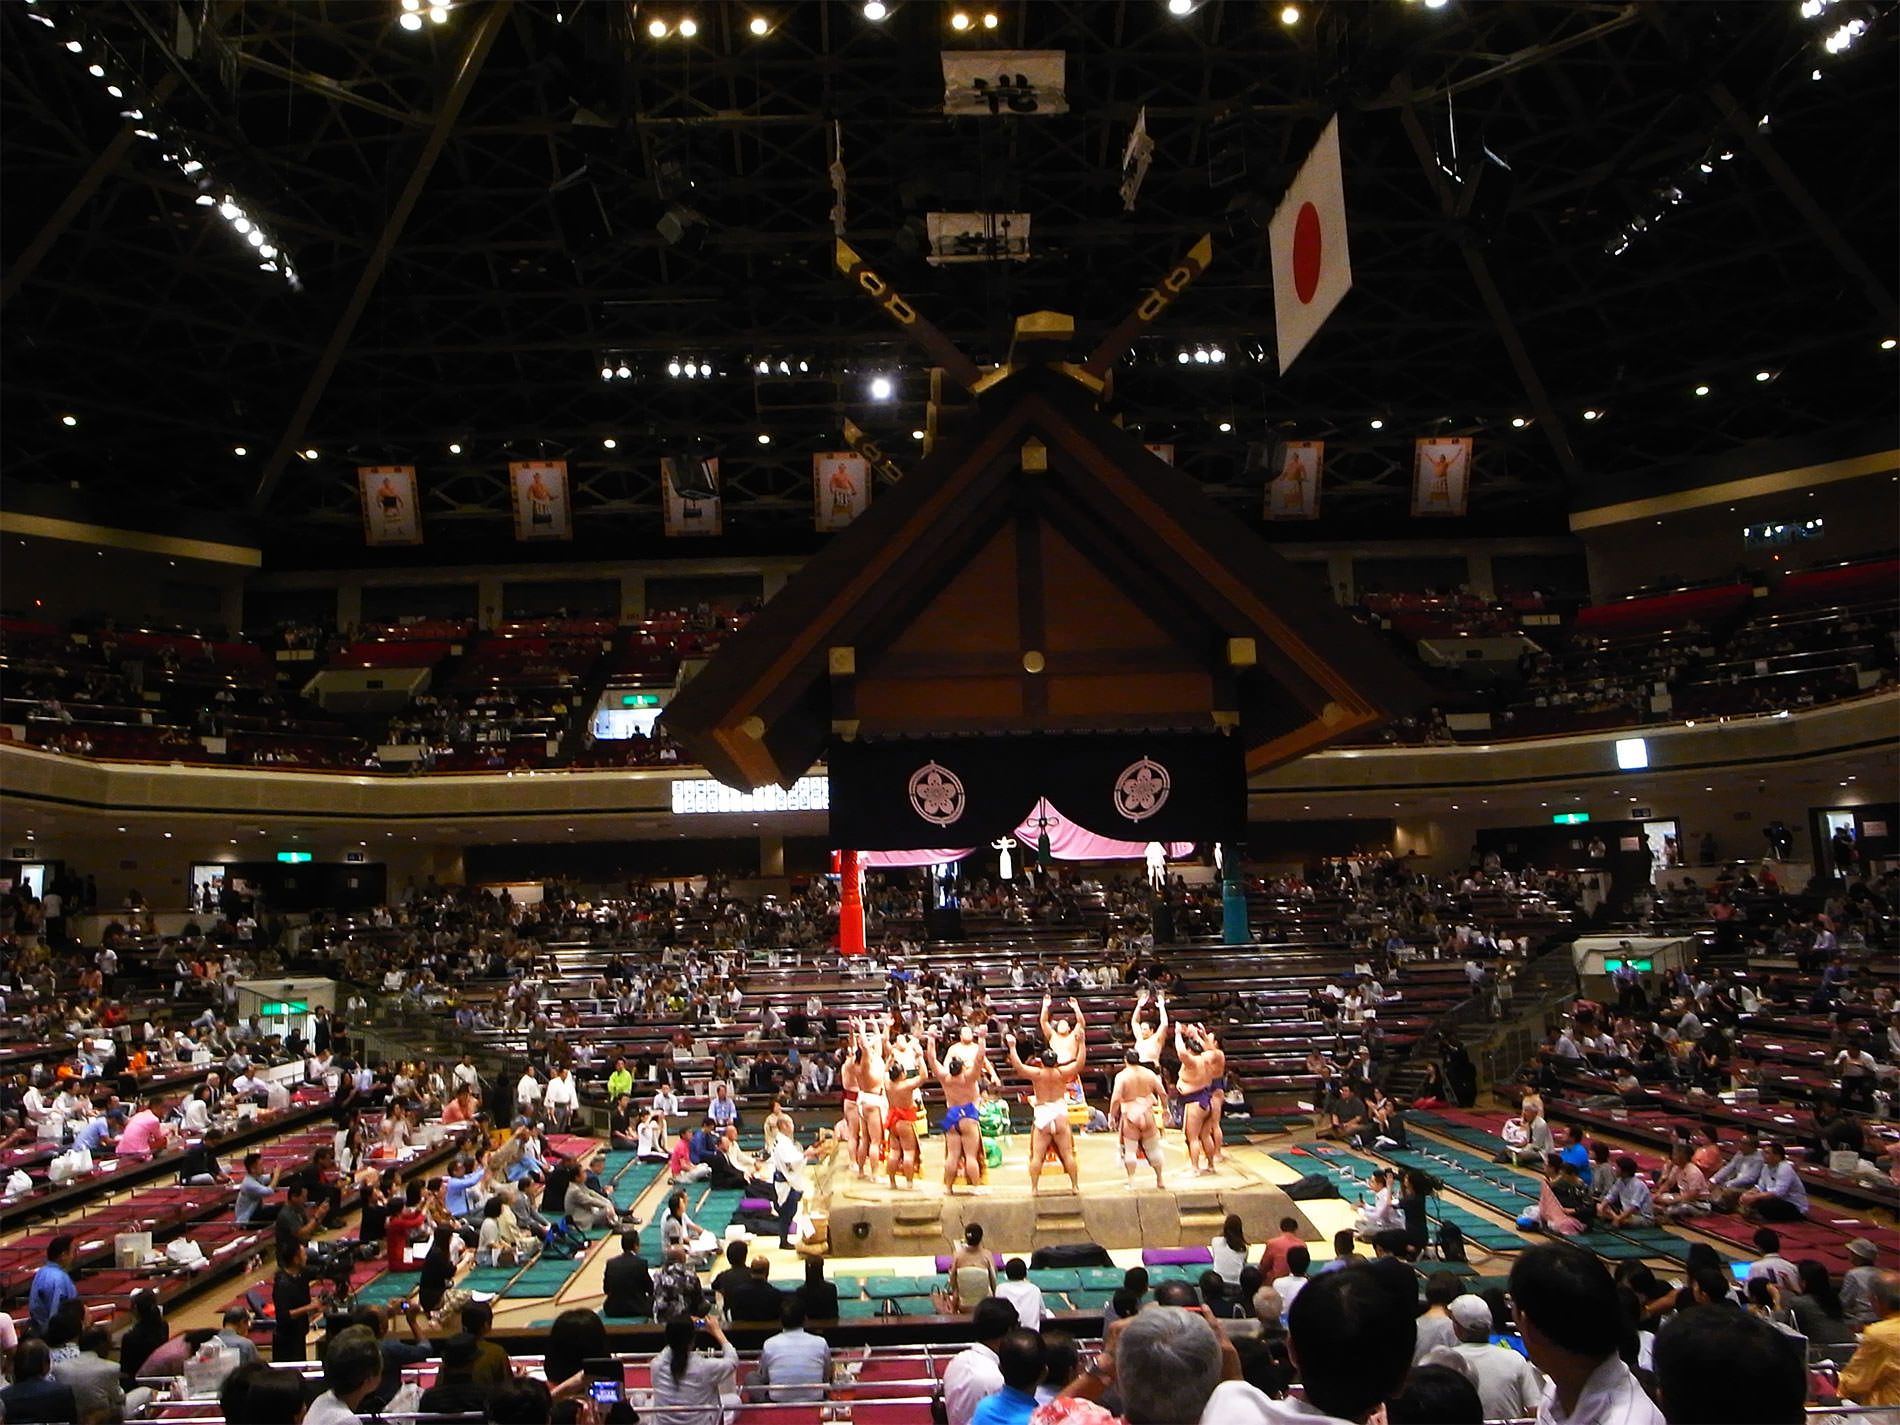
<box><xmin>1745</xmin><ymin>1229</ymin><xmax>1801</xmax><ymax>1293</ymax></box>
<box><xmin>1412</xmin><ymin>1273</ymin><xmax>1462</xmax><ymax>1362</ymax></box>
<box><xmin>647</xmin><ymin>1315</ymin><xmax>740</xmax><ymax>1425</ymax></box>
<box><xmin>794</xmin><ymin>1256</ymin><xmax>840</xmax><ymax>1321</ymax></box>
<box><xmin>2</xmin><ymin>1341</ymin><xmax>78</xmax><ymax>1425</ymax></box>
<box><xmin>1652</xmin><ymin>1305</ymin><xmax>1806</xmax><ymax>1423</ymax></box>
<box><xmin>1737</xmin><ymin>1142</ymin><xmax>1808</xmax><ymax>1222</ymax></box>
<box><xmin>1269</xmin><ymin>1246</ymin><xmax>1311</xmax><ymax>1320</ymax></box>
<box><xmin>974</xmin><ymin>1328</ymin><xmax>1046</xmax><ymax>1425</ymax></box>
<box><xmin>602</xmin><ymin>1230</ymin><xmax>654</xmax><ymax>1319</ymax></box>
<box><xmin>1598</xmin><ymin>1156</ymin><xmax>1655</xmax><ymax>1228</ymax></box>
<box><xmin>417</xmin><ymin>1333</ymin><xmax>488</xmax><ymax>1416</ymax></box>
<box><xmin>1445</xmin><ymin>1294</ymin><xmax>1545</xmax><ymax>1421</ymax></box>
<box><xmin>946</xmin><ymin>1298</ymin><xmax>1019</xmax><ymax>1425</ymax></box>
<box><xmin>50</xmin><ymin>1325</ymin><xmax>123</xmax><ymax>1423</ymax></box>
<box><xmin>1838</xmin><ymin>1269</ymin><xmax>1900</xmax><ymax>1408</ymax></box>
<box><xmin>1385</xmin><ymin>1363</ymin><xmax>1483</xmax><ymax>1425</ymax></box>
<box><xmin>1510</xmin><ymin>1244</ymin><xmax>1663</xmax><ymax>1425</ymax></box>
<box><xmin>996</xmin><ymin>1258</ymin><xmax>1046</xmax><ymax>1331</ymax></box>
<box><xmin>749</xmin><ymin>1297</ymin><xmax>832</xmax><ymax>1404</ymax></box>
<box><xmin>724</xmin><ymin>1257</ymin><xmax>784</xmax><ymax>1325</ymax></box>
<box><xmin>1653</xmin><ymin>1143</ymin><xmax>1711</xmax><ymax>1220</ymax></box>
<box><xmin>307</xmin><ymin>1325</ymin><xmax>384</xmax><ymax>1425</ymax></box>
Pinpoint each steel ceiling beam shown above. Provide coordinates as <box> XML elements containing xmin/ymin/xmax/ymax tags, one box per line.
<box><xmin>248</xmin><ymin>0</ymin><xmax>506</xmax><ymax>513</ymax></box>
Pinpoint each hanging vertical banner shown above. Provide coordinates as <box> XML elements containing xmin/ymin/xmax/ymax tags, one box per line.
<box><xmin>1265</xmin><ymin>440</ymin><xmax>1324</xmax><ymax>520</ymax></box>
<box><xmin>661</xmin><ymin>456</ymin><xmax>723</xmax><ymax>537</ymax></box>
<box><xmin>358</xmin><ymin>466</ymin><xmax>422</xmax><ymax>546</ymax></box>
<box><xmin>1412</xmin><ymin>437</ymin><xmax>1473</xmax><ymax>517</ymax></box>
<box><xmin>1268</xmin><ymin>115</ymin><xmax>1353</xmax><ymax>374</ymax></box>
<box><xmin>1143</xmin><ymin>443</ymin><xmax>1176</xmax><ymax>467</ymax></box>
<box><xmin>812</xmin><ymin>452</ymin><xmax>872</xmax><ymax>532</ymax></box>
<box><xmin>509</xmin><ymin>461</ymin><xmax>572</xmax><ymax>541</ymax></box>
<box><xmin>941</xmin><ymin>51</ymin><xmax>1068</xmax><ymax>116</ymax></box>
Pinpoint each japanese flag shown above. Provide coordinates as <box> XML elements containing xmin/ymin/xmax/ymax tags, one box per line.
<box><xmin>1269</xmin><ymin>115</ymin><xmax>1353</xmax><ymax>375</ymax></box>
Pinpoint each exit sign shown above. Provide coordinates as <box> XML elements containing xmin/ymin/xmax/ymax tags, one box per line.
<box><xmin>276</xmin><ymin>851</ymin><xmax>313</xmax><ymax>863</ymax></box>
<box><xmin>620</xmin><ymin>693</ymin><xmax>660</xmax><ymax>707</ymax></box>
<box><xmin>260</xmin><ymin>1000</ymin><xmax>308</xmax><ymax>1015</ymax></box>
<box><xmin>1552</xmin><ymin>813</ymin><xmax>1591</xmax><ymax>824</ymax></box>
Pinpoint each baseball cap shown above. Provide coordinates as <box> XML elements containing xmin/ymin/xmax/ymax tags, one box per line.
<box><xmin>1447</xmin><ymin>1295</ymin><xmax>1496</xmax><ymax>1333</ymax></box>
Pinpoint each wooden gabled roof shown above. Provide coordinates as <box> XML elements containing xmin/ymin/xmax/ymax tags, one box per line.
<box><xmin>663</xmin><ymin>365</ymin><xmax>1430</xmax><ymax>792</ymax></box>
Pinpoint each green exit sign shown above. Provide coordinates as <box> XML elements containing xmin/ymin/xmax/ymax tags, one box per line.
<box><xmin>260</xmin><ymin>1000</ymin><xmax>309</xmax><ymax>1015</ymax></box>
<box><xmin>276</xmin><ymin>851</ymin><xmax>313</xmax><ymax>863</ymax></box>
<box><xmin>620</xmin><ymin>693</ymin><xmax>660</xmax><ymax>707</ymax></box>
<box><xmin>1552</xmin><ymin>813</ymin><xmax>1591</xmax><ymax>825</ymax></box>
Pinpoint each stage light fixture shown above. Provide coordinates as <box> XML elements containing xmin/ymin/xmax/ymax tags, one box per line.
<box><xmin>399</xmin><ymin>11</ymin><xmax>423</xmax><ymax>29</ymax></box>
<box><xmin>870</xmin><ymin>376</ymin><xmax>894</xmax><ymax>401</ymax></box>
<box><xmin>678</xmin><ymin>17</ymin><xmax>698</xmax><ymax>36</ymax></box>
<box><xmin>616</xmin><ymin>363</ymin><xmax>631</xmax><ymax>379</ymax></box>
<box><xmin>1369</xmin><ymin>419</ymin><xmax>1384</xmax><ymax>429</ymax></box>
<box><xmin>302</xmin><ymin>448</ymin><xmax>319</xmax><ymax>460</ymax></box>
<box><xmin>982</xmin><ymin>12</ymin><xmax>998</xmax><ymax>27</ymax></box>
<box><xmin>862</xmin><ymin>1</ymin><xmax>888</xmax><ymax>18</ymax></box>
<box><xmin>1582</xmin><ymin>408</ymin><xmax>1601</xmax><ymax>420</ymax></box>
<box><xmin>667</xmin><ymin>360</ymin><xmax>682</xmax><ymax>377</ymax></box>
<box><xmin>61</xmin><ymin>414</ymin><xmax>77</xmax><ymax>426</ymax></box>
<box><xmin>951</xmin><ymin>12</ymin><xmax>971</xmax><ymax>30</ymax></box>
<box><xmin>1755</xmin><ymin>370</ymin><xmax>1773</xmax><ymax>382</ymax></box>
<box><xmin>1280</xmin><ymin>4</ymin><xmax>1300</xmax><ymax>22</ymax></box>
<box><xmin>1883</xmin><ymin>338</ymin><xmax>1897</xmax><ymax>350</ymax></box>
<box><xmin>602</xmin><ymin>437</ymin><xmax>618</xmax><ymax>449</ymax></box>
<box><xmin>429</xmin><ymin>5</ymin><xmax>449</xmax><ymax>22</ymax></box>
<box><xmin>1694</xmin><ymin>384</ymin><xmax>1710</xmax><ymax>396</ymax></box>
<box><xmin>912</xmin><ymin>429</ymin><xmax>926</xmax><ymax>440</ymax></box>
<box><xmin>1176</xmin><ymin>351</ymin><xmax>1191</xmax><ymax>364</ymax></box>
<box><xmin>757</xmin><ymin>433</ymin><xmax>772</xmax><ymax>445</ymax></box>
<box><xmin>233</xmin><ymin>446</ymin><xmax>247</xmax><ymax>456</ymax></box>
<box><xmin>1217</xmin><ymin>421</ymin><xmax>1233</xmax><ymax>432</ymax></box>
<box><xmin>749</xmin><ymin>16</ymin><xmax>770</xmax><ymax>34</ymax></box>
<box><xmin>1510</xmin><ymin>417</ymin><xmax>1527</xmax><ymax>427</ymax></box>
<box><xmin>648</xmin><ymin>18</ymin><xmax>668</xmax><ymax>36</ymax></box>
<box><xmin>1167</xmin><ymin>0</ymin><xmax>1193</xmax><ymax>13</ymax></box>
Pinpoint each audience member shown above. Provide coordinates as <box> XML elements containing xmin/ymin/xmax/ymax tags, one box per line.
<box><xmin>946</xmin><ymin>1298</ymin><xmax>1019</xmax><ymax>1425</ymax></box>
<box><xmin>1509</xmin><ymin>1244</ymin><xmax>1664</xmax><ymax>1425</ymax></box>
<box><xmin>1652</xmin><ymin>1306</ymin><xmax>1806</xmax><ymax>1423</ymax></box>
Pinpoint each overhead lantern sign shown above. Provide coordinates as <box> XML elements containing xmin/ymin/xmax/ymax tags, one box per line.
<box><xmin>925</xmin><ymin>212</ymin><xmax>1032</xmax><ymax>265</ymax></box>
<box><xmin>1268</xmin><ymin>115</ymin><xmax>1353</xmax><ymax>374</ymax></box>
<box><xmin>1120</xmin><ymin>107</ymin><xmax>1154</xmax><ymax>211</ymax></box>
<box><xmin>661</xmin><ymin>456</ymin><xmax>723</xmax><ymax>537</ymax></box>
<box><xmin>942</xmin><ymin>51</ymin><xmax>1067</xmax><ymax>116</ymax></box>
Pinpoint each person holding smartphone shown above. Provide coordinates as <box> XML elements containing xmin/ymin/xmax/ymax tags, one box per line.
<box><xmin>646</xmin><ymin>1315</ymin><xmax>740</xmax><ymax>1425</ymax></box>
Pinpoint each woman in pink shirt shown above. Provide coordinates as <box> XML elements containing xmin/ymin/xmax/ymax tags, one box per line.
<box><xmin>115</xmin><ymin>1103</ymin><xmax>168</xmax><ymax>1161</ymax></box>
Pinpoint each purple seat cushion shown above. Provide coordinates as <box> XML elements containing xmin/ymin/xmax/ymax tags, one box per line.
<box><xmin>1141</xmin><ymin>1246</ymin><xmax>1214</xmax><ymax>1266</ymax></box>
<box><xmin>933</xmin><ymin>1252</ymin><xmax>1005</xmax><ymax>1273</ymax></box>
<box><xmin>739</xmin><ymin>1198</ymin><xmax>774</xmax><ymax>1214</ymax></box>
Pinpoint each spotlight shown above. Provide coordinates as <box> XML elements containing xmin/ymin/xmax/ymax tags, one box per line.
<box><xmin>862</xmin><ymin>1</ymin><xmax>887</xmax><ymax>18</ymax></box>
<box><xmin>107</xmin><ymin>86</ymin><xmax>123</xmax><ymax>97</ymax></box>
<box><xmin>429</xmin><ymin>4</ymin><xmax>448</xmax><ymax>21</ymax></box>
<box><xmin>1369</xmin><ymin>418</ymin><xmax>1384</xmax><ymax>429</ymax></box>
<box><xmin>616</xmin><ymin>363</ymin><xmax>631</xmax><ymax>379</ymax></box>
<box><xmin>60</xmin><ymin>414</ymin><xmax>77</xmax><ymax>427</ymax></box>
<box><xmin>1280</xmin><ymin>4</ymin><xmax>1299</xmax><ymax>21</ymax></box>
<box><xmin>602</xmin><ymin>437</ymin><xmax>618</xmax><ymax>449</ymax></box>
<box><xmin>757</xmin><ymin>433</ymin><xmax>772</xmax><ymax>445</ymax></box>
<box><xmin>678</xmin><ymin>17</ymin><xmax>697</xmax><ymax>36</ymax></box>
<box><xmin>698</xmin><ymin>362</ymin><xmax>712</xmax><ymax>377</ymax></box>
<box><xmin>667</xmin><ymin>360</ymin><xmax>682</xmax><ymax>377</ymax></box>
<box><xmin>869</xmin><ymin>376</ymin><xmax>894</xmax><ymax>401</ymax></box>
<box><xmin>402</xmin><ymin>0</ymin><xmax>421</xmax><ymax>9</ymax></box>
<box><xmin>246</xmin><ymin>230</ymin><xmax>266</xmax><ymax>248</ymax></box>
<box><xmin>912</xmin><ymin>429</ymin><xmax>926</xmax><ymax>440</ymax></box>
<box><xmin>1883</xmin><ymin>338</ymin><xmax>1897</xmax><ymax>350</ymax></box>
<box><xmin>982</xmin><ymin>11</ymin><xmax>998</xmax><ymax>26</ymax></box>
<box><xmin>195</xmin><ymin>194</ymin><xmax>214</xmax><ymax>206</ymax></box>
<box><xmin>1755</xmin><ymin>370</ymin><xmax>1774</xmax><ymax>382</ymax></box>
<box><xmin>233</xmin><ymin>218</ymin><xmax>253</xmax><ymax>234</ymax></box>
<box><xmin>601</xmin><ymin>365</ymin><xmax>615</xmax><ymax>380</ymax></box>
<box><xmin>399</xmin><ymin>11</ymin><xmax>423</xmax><ymax>29</ymax></box>
<box><xmin>1423</xmin><ymin>0</ymin><xmax>1449</xmax><ymax>8</ymax></box>
<box><xmin>64</xmin><ymin>39</ymin><xmax>82</xmax><ymax>52</ymax></box>
<box><xmin>1582</xmin><ymin>409</ymin><xmax>1601</xmax><ymax>420</ymax></box>
<box><xmin>87</xmin><ymin>64</ymin><xmax>104</xmax><ymax>77</ymax></box>
<box><xmin>756</xmin><ymin>360</ymin><xmax>771</xmax><ymax>374</ymax></box>
<box><xmin>648</xmin><ymin>18</ymin><xmax>668</xmax><ymax>35</ymax></box>
<box><xmin>1510</xmin><ymin>417</ymin><xmax>1527</xmax><ymax>428</ymax></box>
<box><xmin>951</xmin><ymin>12</ymin><xmax>971</xmax><ymax>30</ymax></box>
<box><xmin>448</xmin><ymin>443</ymin><xmax>462</xmax><ymax>455</ymax></box>
<box><xmin>798</xmin><ymin>360</ymin><xmax>810</xmax><ymax>372</ymax></box>
<box><xmin>1176</xmin><ymin>351</ymin><xmax>1191</xmax><ymax>364</ymax></box>
<box><xmin>1208</xmin><ymin>346</ymin><xmax>1225</xmax><ymax>363</ymax></box>
<box><xmin>749</xmin><ymin>15</ymin><xmax>769</xmax><ymax>34</ymax></box>
<box><xmin>1217</xmin><ymin>421</ymin><xmax>1233</xmax><ymax>433</ymax></box>
<box><xmin>233</xmin><ymin>446</ymin><xmax>247</xmax><ymax>456</ymax></box>
<box><xmin>303</xmin><ymin>448</ymin><xmax>319</xmax><ymax>459</ymax></box>
<box><xmin>1167</xmin><ymin>0</ymin><xmax>1192</xmax><ymax>13</ymax></box>
<box><xmin>1193</xmin><ymin>348</ymin><xmax>1209</xmax><ymax>363</ymax></box>
<box><xmin>1694</xmin><ymin>384</ymin><xmax>1710</xmax><ymax>396</ymax></box>
<box><xmin>218</xmin><ymin>201</ymin><xmax>240</xmax><ymax>220</ymax></box>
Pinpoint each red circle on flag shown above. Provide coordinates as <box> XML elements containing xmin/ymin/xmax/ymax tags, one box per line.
<box><xmin>1292</xmin><ymin>202</ymin><xmax>1323</xmax><ymax>304</ymax></box>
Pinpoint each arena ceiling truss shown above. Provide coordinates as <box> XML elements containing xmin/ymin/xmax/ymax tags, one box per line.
<box><xmin>3</xmin><ymin>0</ymin><xmax>1894</xmax><ymax>564</ymax></box>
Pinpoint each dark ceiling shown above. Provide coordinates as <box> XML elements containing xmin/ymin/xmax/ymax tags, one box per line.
<box><xmin>4</xmin><ymin>0</ymin><xmax>1895</xmax><ymax>567</ymax></box>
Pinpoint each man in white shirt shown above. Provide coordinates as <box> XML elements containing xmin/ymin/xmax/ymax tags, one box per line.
<box><xmin>994</xmin><ymin>1258</ymin><xmax>1045</xmax><ymax>1330</ymax></box>
<box><xmin>1745</xmin><ymin>1227</ymin><xmax>1802</xmax><ymax>1292</ymax></box>
<box><xmin>303</xmin><ymin>1326</ymin><xmax>384</xmax><ymax>1425</ymax></box>
<box><xmin>515</xmin><ymin>1069</ymin><xmax>542</xmax><ymax>1121</ymax></box>
<box><xmin>1511</xmin><ymin>1244</ymin><xmax>1665</xmax><ymax>1425</ymax></box>
<box><xmin>543</xmin><ymin>1067</ymin><xmax>578</xmax><ymax>1130</ymax></box>
<box><xmin>1710</xmin><ymin>1130</ymin><xmax>1765</xmax><ymax>1212</ymax></box>
<box><xmin>1270</xmin><ymin>1246</ymin><xmax>1313</xmax><ymax>1322</ymax></box>
<box><xmin>1448</xmin><ymin>1295</ymin><xmax>1546</xmax><ymax>1421</ymax></box>
<box><xmin>1738</xmin><ymin>1141</ymin><xmax>1809</xmax><ymax>1222</ymax></box>
<box><xmin>943</xmin><ymin>1298</ymin><xmax>1017</xmax><ymax>1425</ymax></box>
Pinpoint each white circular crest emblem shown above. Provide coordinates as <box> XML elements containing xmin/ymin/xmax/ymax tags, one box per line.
<box><xmin>1113</xmin><ymin>756</ymin><xmax>1171</xmax><ymax>822</ymax></box>
<box><xmin>908</xmin><ymin>761</ymin><xmax>967</xmax><ymax>826</ymax></box>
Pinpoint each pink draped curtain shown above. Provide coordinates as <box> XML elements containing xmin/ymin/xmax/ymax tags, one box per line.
<box><xmin>858</xmin><ymin>798</ymin><xmax>1194</xmax><ymax>867</ymax></box>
